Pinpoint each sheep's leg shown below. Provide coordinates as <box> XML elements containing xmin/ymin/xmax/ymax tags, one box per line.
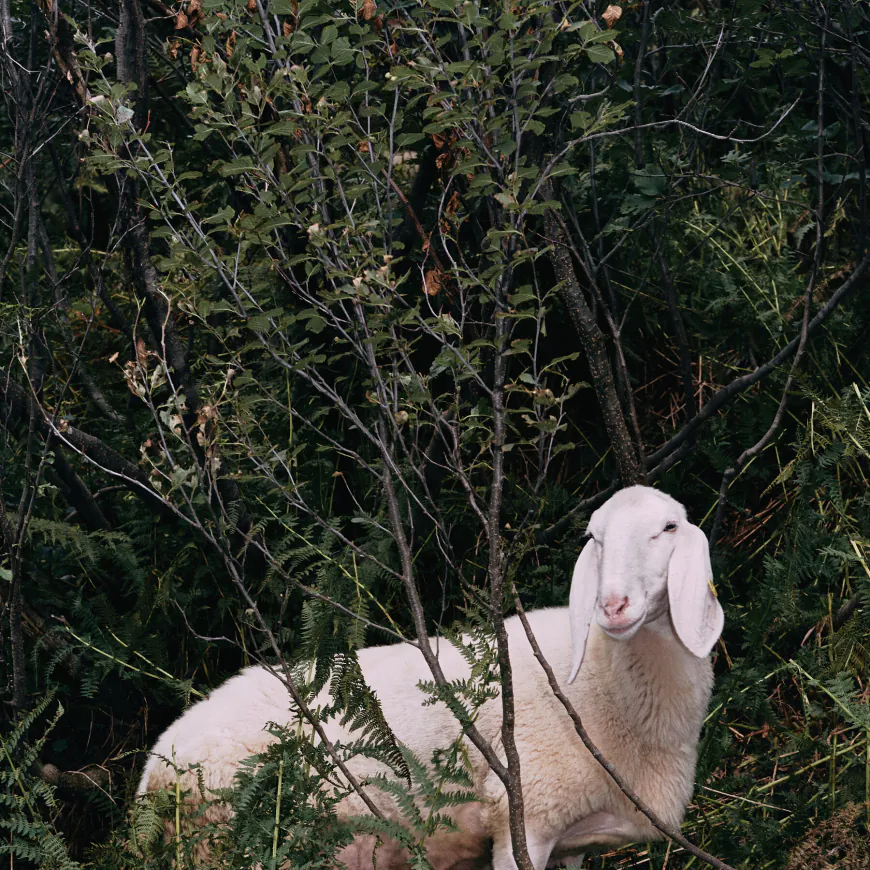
<box><xmin>491</xmin><ymin>829</ymin><xmax>556</xmax><ymax>870</ymax></box>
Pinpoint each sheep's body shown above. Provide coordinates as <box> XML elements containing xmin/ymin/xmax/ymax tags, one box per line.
<box><xmin>139</xmin><ymin>607</ymin><xmax>712</xmax><ymax>869</ymax></box>
<box><xmin>139</xmin><ymin>486</ymin><xmax>723</xmax><ymax>869</ymax></box>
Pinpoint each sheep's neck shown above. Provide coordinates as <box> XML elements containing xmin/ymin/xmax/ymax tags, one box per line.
<box><xmin>592</xmin><ymin>616</ymin><xmax>711</xmax><ymax>748</ymax></box>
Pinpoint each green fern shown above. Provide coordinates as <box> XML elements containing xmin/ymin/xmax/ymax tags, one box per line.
<box><xmin>0</xmin><ymin>694</ymin><xmax>82</xmax><ymax>869</ymax></box>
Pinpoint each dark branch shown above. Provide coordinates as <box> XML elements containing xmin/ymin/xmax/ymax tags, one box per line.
<box><xmin>647</xmin><ymin>249</ymin><xmax>870</xmax><ymax>469</ymax></box>
<box><xmin>0</xmin><ymin>368</ymin><xmax>168</xmax><ymax>517</ymax></box>
<box><xmin>543</xmin><ymin>190</ymin><xmax>645</xmax><ymax>487</ymax></box>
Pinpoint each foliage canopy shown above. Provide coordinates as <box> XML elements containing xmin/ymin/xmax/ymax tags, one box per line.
<box><xmin>1</xmin><ymin>0</ymin><xmax>870</xmax><ymax>866</ymax></box>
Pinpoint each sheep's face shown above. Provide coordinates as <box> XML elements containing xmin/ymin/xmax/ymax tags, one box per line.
<box><xmin>569</xmin><ymin>485</ymin><xmax>723</xmax><ymax>682</ymax></box>
<box><xmin>584</xmin><ymin>486</ymin><xmax>688</xmax><ymax>641</ymax></box>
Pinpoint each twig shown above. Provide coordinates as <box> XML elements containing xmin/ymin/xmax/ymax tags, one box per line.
<box><xmin>646</xmin><ymin>248</ymin><xmax>870</xmax><ymax>469</ymax></box>
<box><xmin>485</xmin><ymin>263</ymin><xmax>534</xmax><ymax>870</ymax></box>
<box><xmin>832</xmin><ymin>593</ymin><xmax>861</xmax><ymax>631</ymax></box>
<box><xmin>383</xmin><ymin>170</ymin><xmax>446</xmax><ymax>274</ymax></box>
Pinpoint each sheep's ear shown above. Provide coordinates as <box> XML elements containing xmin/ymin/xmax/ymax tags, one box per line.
<box><xmin>667</xmin><ymin>524</ymin><xmax>724</xmax><ymax>658</ymax></box>
<box><xmin>568</xmin><ymin>540</ymin><xmax>599</xmax><ymax>684</ymax></box>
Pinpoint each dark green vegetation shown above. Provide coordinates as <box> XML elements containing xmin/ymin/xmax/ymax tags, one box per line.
<box><xmin>1</xmin><ymin>0</ymin><xmax>869</xmax><ymax>866</ymax></box>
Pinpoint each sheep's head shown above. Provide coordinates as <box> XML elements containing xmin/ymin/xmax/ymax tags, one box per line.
<box><xmin>567</xmin><ymin>485</ymin><xmax>724</xmax><ymax>684</ymax></box>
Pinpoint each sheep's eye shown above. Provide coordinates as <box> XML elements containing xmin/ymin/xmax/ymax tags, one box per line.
<box><xmin>663</xmin><ymin>522</ymin><xmax>678</xmax><ymax>533</ymax></box>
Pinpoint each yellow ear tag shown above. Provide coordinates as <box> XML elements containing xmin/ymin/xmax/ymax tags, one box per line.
<box><xmin>708</xmin><ymin>578</ymin><xmax>718</xmax><ymax>598</ymax></box>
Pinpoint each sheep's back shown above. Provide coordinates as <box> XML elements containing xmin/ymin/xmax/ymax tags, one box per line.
<box><xmin>138</xmin><ymin>666</ymin><xmax>297</xmax><ymax>796</ymax></box>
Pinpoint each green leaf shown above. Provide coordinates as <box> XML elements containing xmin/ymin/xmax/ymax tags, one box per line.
<box><xmin>219</xmin><ymin>157</ymin><xmax>257</xmax><ymax>176</ymax></box>
<box><xmin>570</xmin><ymin>111</ymin><xmax>593</xmax><ymax>132</ymax></box>
<box><xmin>203</xmin><ymin>205</ymin><xmax>235</xmax><ymax>224</ymax></box>
<box><xmin>632</xmin><ymin>169</ymin><xmax>666</xmax><ymax>197</ymax></box>
<box><xmin>586</xmin><ymin>44</ymin><xmax>615</xmax><ymax>65</ymax></box>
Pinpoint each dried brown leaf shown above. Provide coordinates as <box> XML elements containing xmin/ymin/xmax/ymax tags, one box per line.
<box><xmin>423</xmin><ymin>269</ymin><xmax>443</xmax><ymax>297</ymax></box>
<box><xmin>602</xmin><ymin>4</ymin><xmax>622</xmax><ymax>28</ymax></box>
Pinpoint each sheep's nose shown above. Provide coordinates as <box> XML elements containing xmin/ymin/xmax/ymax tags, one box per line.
<box><xmin>602</xmin><ymin>596</ymin><xmax>630</xmax><ymax>619</ymax></box>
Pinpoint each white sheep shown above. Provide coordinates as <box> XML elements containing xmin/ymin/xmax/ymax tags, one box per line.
<box><xmin>138</xmin><ymin>485</ymin><xmax>724</xmax><ymax>869</ymax></box>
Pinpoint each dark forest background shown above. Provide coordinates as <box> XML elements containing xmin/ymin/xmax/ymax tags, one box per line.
<box><xmin>2</xmin><ymin>0</ymin><xmax>870</xmax><ymax>866</ymax></box>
